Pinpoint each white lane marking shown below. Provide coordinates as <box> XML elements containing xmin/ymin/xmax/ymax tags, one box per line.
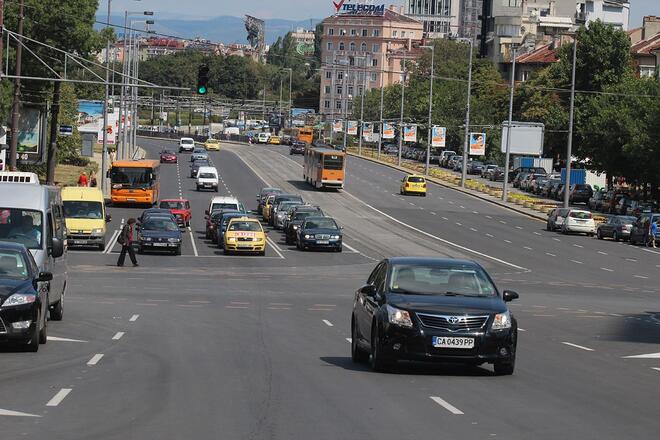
<box><xmin>518</xmin><ymin>328</ymin><xmax>527</xmax><ymax>332</ymax></box>
<box><xmin>441</xmin><ymin>216</ymin><xmax>449</xmax><ymax>220</ymax></box>
<box><xmin>129</xmin><ymin>314</ymin><xmax>140</xmax><ymax>322</ymax></box>
<box><xmin>87</xmin><ymin>354</ymin><xmax>104</xmax><ymax>366</ymax></box>
<box><xmin>561</xmin><ymin>342</ymin><xmax>594</xmax><ymax>352</ymax></box>
<box><xmin>430</xmin><ymin>396</ymin><xmax>464</xmax><ymax>415</ymax></box>
<box><xmin>448</xmin><ymin>201</ymin><xmax>454</xmax><ymax>205</ymax></box>
<box><xmin>0</xmin><ymin>408</ymin><xmax>41</xmax><ymax>417</ymax></box>
<box><xmin>626</xmin><ymin>258</ymin><xmax>637</xmax><ymax>262</ymax></box>
<box><xmin>47</xmin><ymin>336</ymin><xmax>87</xmax><ymax>343</ymax></box>
<box><xmin>460</xmin><ymin>205</ymin><xmax>465</xmax><ymax>209</ymax></box>
<box><xmin>103</xmin><ymin>229</ymin><xmax>120</xmax><ymax>254</ymax></box>
<box><xmin>455</xmin><ymin>222</ymin><xmax>462</xmax><ymax>226</ymax></box>
<box><xmin>573</xmin><ymin>244</ymin><xmax>583</xmax><ymax>248</ymax></box>
<box><xmin>570</xmin><ymin>260</ymin><xmax>583</xmax><ymax>264</ymax></box>
<box><xmin>267</xmin><ymin>237</ymin><xmax>286</xmax><ymax>259</ymax></box>
<box><xmin>485</xmin><ymin>215</ymin><xmax>492</xmax><ymax>219</ymax></box>
<box><xmin>533</xmin><ymin>232</ymin><xmax>541</xmax><ymax>236</ymax></box>
<box><xmin>472</xmin><ymin>211</ymin><xmax>479</xmax><ymax>214</ymax></box>
<box><xmin>598</xmin><ymin>251</ymin><xmax>608</xmax><ymax>255</ymax></box>
<box><xmin>342</xmin><ymin>242</ymin><xmax>360</xmax><ymax>253</ymax></box>
<box><xmin>46</xmin><ymin>389</ymin><xmax>72</xmax><ymax>407</ymax></box>
<box><xmin>623</xmin><ymin>352</ymin><xmax>660</xmax><ymax>359</ymax></box>
<box><xmin>523</xmin><ymin>246</ymin><xmax>533</xmax><ymax>250</ymax></box>
<box><xmin>515</xmin><ymin>226</ymin><xmax>523</xmax><ymax>230</ymax></box>
<box><xmin>545</xmin><ymin>252</ymin><xmax>556</xmax><ymax>257</ymax></box>
<box><xmin>112</xmin><ymin>332</ymin><xmax>125</xmax><ymax>340</ymax></box>
<box><xmin>346</xmin><ymin>338</ymin><xmax>352</xmax><ymax>343</ymax></box>
<box><xmin>499</xmin><ymin>220</ymin><xmax>507</xmax><ymax>224</ymax></box>
<box><xmin>634</xmin><ymin>275</ymin><xmax>648</xmax><ymax>279</ymax></box>
<box><xmin>504</xmin><ymin>239</ymin><xmax>512</xmax><ymax>244</ymax></box>
<box><xmin>323</xmin><ymin>320</ymin><xmax>334</xmax><ymax>327</ymax></box>
<box><xmin>601</xmin><ymin>268</ymin><xmax>614</xmax><ymax>272</ymax></box>
<box><xmin>642</xmin><ymin>248</ymin><xmax>660</xmax><ymax>255</ymax></box>
<box><xmin>552</xmin><ymin>238</ymin><xmax>561</xmax><ymax>242</ymax></box>
<box><xmin>430</xmin><ymin>212</ymin><xmax>437</xmax><ymax>215</ymax></box>
<box><xmin>470</xmin><ymin>228</ymin><xmax>478</xmax><ymax>232</ymax></box>
<box><xmin>652</xmin><ymin>367</ymin><xmax>660</xmax><ymax>371</ymax></box>
<box><xmin>187</xmin><ymin>226</ymin><xmax>199</xmax><ymax>257</ymax></box>
<box><xmin>485</xmin><ymin>233</ymin><xmax>494</xmax><ymax>238</ymax></box>
<box><xmin>343</xmin><ymin>190</ymin><xmax>528</xmax><ymax>271</ymax></box>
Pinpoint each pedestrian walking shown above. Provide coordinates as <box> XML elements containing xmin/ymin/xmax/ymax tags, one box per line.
<box><xmin>650</xmin><ymin>220</ymin><xmax>658</xmax><ymax>248</ymax></box>
<box><xmin>89</xmin><ymin>175</ymin><xmax>98</xmax><ymax>187</ymax></box>
<box><xmin>77</xmin><ymin>171</ymin><xmax>88</xmax><ymax>187</ymax></box>
<box><xmin>116</xmin><ymin>218</ymin><xmax>139</xmax><ymax>267</ymax></box>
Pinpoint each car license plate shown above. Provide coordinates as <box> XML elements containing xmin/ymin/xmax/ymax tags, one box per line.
<box><xmin>432</xmin><ymin>337</ymin><xmax>474</xmax><ymax>349</ymax></box>
<box><xmin>153</xmin><ymin>243</ymin><xmax>168</xmax><ymax>247</ymax></box>
<box><xmin>73</xmin><ymin>240</ymin><xmax>88</xmax><ymax>244</ymax></box>
<box><xmin>316</xmin><ymin>240</ymin><xmax>329</xmax><ymax>244</ymax></box>
<box><xmin>127</xmin><ymin>198</ymin><xmax>136</xmax><ymax>202</ymax></box>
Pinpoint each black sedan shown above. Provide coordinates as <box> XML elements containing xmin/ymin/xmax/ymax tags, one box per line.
<box><xmin>190</xmin><ymin>159</ymin><xmax>210</xmax><ymax>178</ymax></box>
<box><xmin>351</xmin><ymin>257</ymin><xmax>518</xmax><ymax>374</ymax></box>
<box><xmin>596</xmin><ymin>215</ymin><xmax>636</xmax><ymax>241</ymax></box>
<box><xmin>0</xmin><ymin>242</ymin><xmax>50</xmax><ymax>351</ymax></box>
<box><xmin>290</xmin><ymin>141</ymin><xmax>306</xmax><ymax>155</ymax></box>
<box><xmin>137</xmin><ymin>218</ymin><xmax>182</xmax><ymax>255</ymax></box>
<box><xmin>285</xmin><ymin>206</ymin><xmax>324</xmax><ymax>245</ymax></box>
<box><xmin>296</xmin><ymin>216</ymin><xmax>342</xmax><ymax>252</ymax></box>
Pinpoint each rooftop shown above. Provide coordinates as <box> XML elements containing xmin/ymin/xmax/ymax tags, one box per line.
<box><xmin>516</xmin><ymin>43</ymin><xmax>558</xmax><ymax>64</ymax></box>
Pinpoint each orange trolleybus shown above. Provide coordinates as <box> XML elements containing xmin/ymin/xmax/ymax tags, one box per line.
<box><xmin>303</xmin><ymin>147</ymin><xmax>346</xmax><ymax>190</ymax></box>
<box><xmin>109</xmin><ymin>160</ymin><xmax>160</xmax><ymax>206</ymax></box>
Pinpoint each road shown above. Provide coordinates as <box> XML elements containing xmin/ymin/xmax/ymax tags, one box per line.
<box><xmin>1</xmin><ymin>137</ymin><xmax>658</xmax><ymax>439</ymax></box>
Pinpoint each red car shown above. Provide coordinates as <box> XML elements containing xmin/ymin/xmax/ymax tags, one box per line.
<box><xmin>159</xmin><ymin>199</ymin><xmax>191</xmax><ymax>227</ymax></box>
<box><xmin>159</xmin><ymin>149</ymin><xmax>177</xmax><ymax>163</ymax></box>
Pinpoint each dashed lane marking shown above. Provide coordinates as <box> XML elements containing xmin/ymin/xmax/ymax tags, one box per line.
<box><xmin>187</xmin><ymin>226</ymin><xmax>199</xmax><ymax>257</ymax></box>
<box><xmin>573</xmin><ymin>244</ymin><xmax>583</xmax><ymax>248</ymax></box>
<box><xmin>598</xmin><ymin>251</ymin><xmax>608</xmax><ymax>255</ymax></box>
<box><xmin>634</xmin><ymin>275</ymin><xmax>648</xmax><ymax>279</ymax></box>
<box><xmin>601</xmin><ymin>268</ymin><xmax>614</xmax><ymax>272</ymax></box>
<box><xmin>342</xmin><ymin>241</ymin><xmax>360</xmax><ymax>253</ymax></box>
<box><xmin>46</xmin><ymin>389</ymin><xmax>72</xmax><ymax>407</ymax></box>
<box><xmin>129</xmin><ymin>314</ymin><xmax>140</xmax><ymax>322</ymax></box>
<box><xmin>523</xmin><ymin>246</ymin><xmax>533</xmax><ymax>250</ymax></box>
<box><xmin>545</xmin><ymin>252</ymin><xmax>556</xmax><ymax>257</ymax></box>
<box><xmin>87</xmin><ymin>354</ymin><xmax>104</xmax><ymax>366</ymax></box>
<box><xmin>561</xmin><ymin>342</ymin><xmax>594</xmax><ymax>352</ymax></box>
<box><xmin>323</xmin><ymin>320</ymin><xmax>334</xmax><ymax>327</ymax></box>
<box><xmin>47</xmin><ymin>336</ymin><xmax>87</xmax><ymax>343</ymax></box>
<box><xmin>430</xmin><ymin>396</ymin><xmax>464</xmax><ymax>415</ymax></box>
<box><xmin>570</xmin><ymin>260</ymin><xmax>583</xmax><ymax>264</ymax></box>
<box><xmin>112</xmin><ymin>332</ymin><xmax>124</xmax><ymax>340</ymax></box>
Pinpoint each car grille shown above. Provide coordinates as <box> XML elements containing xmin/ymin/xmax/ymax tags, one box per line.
<box><xmin>416</xmin><ymin>313</ymin><xmax>489</xmax><ymax>333</ymax></box>
<box><xmin>0</xmin><ymin>317</ymin><xmax>6</xmax><ymax>333</ymax></box>
<box><xmin>69</xmin><ymin>233</ymin><xmax>92</xmax><ymax>239</ymax></box>
<box><xmin>316</xmin><ymin>234</ymin><xmax>331</xmax><ymax>240</ymax></box>
<box><xmin>237</xmin><ymin>237</ymin><xmax>254</xmax><ymax>242</ymax></box>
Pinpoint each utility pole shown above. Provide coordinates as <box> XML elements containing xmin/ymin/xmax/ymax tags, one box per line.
<box><xmin>421</xmin><ymin>44</ymin><xmax>435</xmax><ymax>176</ymax></box>
<box><xmin>100</xmin><ymin>0</ymin><xmax>112</xmax><ymax>193</ymax></box>
<box><xmin>502</xmin><ymin>46</ymin><xmax>517</xmax><ymax>201</ymax></box>
<box><xmin>358</xmin><ymin>64</ymin><xmax>366</xmax><ymax>156</ymax></box>
<box><xmin>342</xmin><ymin>63</ymin><xmax>348</xmax><ymax>152</ymax></box>
<box><xmin>564</xmin><ymin>38</ymin><xmax>578</xmax><ymax>209</ymax></box>
<box><xmin>8</xmin><ymin>0</ymin><xmax>25</xmax><ymax>171</ymax></box>
<box><xmin>398</xmin><ymin>68</ymin><xmax>407</xmax><ymax>167</ymax></box>
<box><xmin>460</xmin><ymin>39</ymin><xmax>474</xmax><ymax>187</ymax></box>
<box><xmin>377</xmin><ymin>66</ymin><xmax>384</xmax><ymax>159</ymax></box>
<box><xmin>46</xmin><ymin>82</ymin><xmax>61</xmax><ymax>184</ymax></box>
<box><xmin>0</xmin><ymin>0</ymin><xmax>5</xmax><ymax>79</ymax></box>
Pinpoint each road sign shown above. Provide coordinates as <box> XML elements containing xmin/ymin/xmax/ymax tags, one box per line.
<box><xmin>59</xmin><ymin>125</ymin><xmax>73</xmax><ymax>136</ymax></box>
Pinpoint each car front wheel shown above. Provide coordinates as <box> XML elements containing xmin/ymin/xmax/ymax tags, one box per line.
<box><xmin>370</xmin><ymin>325</ymin><xmax>392</xmax><ymax>372</ymax></box>
<box><xmin>351</xmin><ymin>319</ymin><xmax>369</xmax><ymax>363</ymax></box>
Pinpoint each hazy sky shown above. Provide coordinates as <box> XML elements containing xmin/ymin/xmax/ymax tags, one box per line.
<box><xmin>102</xmin><ymin>0</ymin><xmax>657</xmax><ymax>25</ymax></box>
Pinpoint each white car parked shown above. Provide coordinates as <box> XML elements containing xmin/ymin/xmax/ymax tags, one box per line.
<box><xmin>196</xmin><ymin>166</ymin><xmax>219</xmax><ymax>192</ymax></box>
<box><xmin>561</xmin><ymin>209</ymin><xmax>596</xmax><ymax>236</ymax></box>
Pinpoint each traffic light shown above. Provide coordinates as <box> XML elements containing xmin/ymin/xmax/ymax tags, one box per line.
<box><xmin>197</xmin><ymin>64</ymin><xmax>209</xmax><ymax>95</ymax></box>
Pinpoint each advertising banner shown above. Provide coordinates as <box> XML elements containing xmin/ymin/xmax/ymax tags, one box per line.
<box><xmin>362</xmin><ymin>122</ymin><xmax>373</xmax><ymax>137</ymax></box>
<box><xmin>469</xmin><ymin>132</ymin><xmax>486</xmax><ymax>156</ymax></box>
<box><xmin>347</xmin><ymin>120</ymin><xmax>358</xmax><ymax>135</ymax></box>
<box><xmin>403</xmin><ymin>124</ymin><xmax>417</xmax><ymax>143</ymax></box>
<box><xmin>382</xmin><ymin>122</ymin><xmax>395</xmax><ymax>139</ymax></box>
<box><xmin>332</xmin><ymin>120</ymin><xmax>343</xmax><ymax>133</ymax></box>
<box><xmin>77</xmin><ymin>100</ymin><xmax>104</xmax><ymax>134</ymax></box>
<box><xmin>431</xmin><ymin>126</ymin><xmax>446</xmax><ymax>148</ymax></box>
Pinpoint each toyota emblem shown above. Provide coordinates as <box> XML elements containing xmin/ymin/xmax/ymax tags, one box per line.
<box><xmin>448</xmin><ymin>316</ymin><xmax>460</xmax><ymax>324</ymax></box>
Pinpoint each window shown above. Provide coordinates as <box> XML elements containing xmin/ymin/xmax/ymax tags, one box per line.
<box><xmin>339</xmin><ymin>41</ymin><xmax>345</xmax><ymax>50</ymax></box>
<box><xmin>340</xmin><ymin>29</ymin><xmax>346</xmax><ymax>35</ymax></box>
<box><xmin>521</xmin><ymin>70</ymin><xmax>530</xmax><ymax>82</ymax></box>
<box><xmin>336</xmin><ymin>85</ymin><xmax>343</xmax><ymax>95</ymax></box>
<box><xmin>349</xmin><ymin>56</ymin><xmax>355</xmax><ymax>66</ymax></box>
<box><xmin>392</xmin><ymin>30</ymin><xmax>398</xmax><ymax>37</ymax></box>
<box><xmin>336</xmin><ymin>100</ymin><xmax>342</xmax><ymax>109</ymax></box>
<box><xmin>347</xmin><ymin>101</ymin><xmax>353</xmax><ymax>111</ymax></box>
<box><xmin>361</xmin><ymin>42</ymin><xmax>367</xmax><ymax>52</ymax></box>
<box><xmin>327</xmin><ymin>42</ymin><xmax>333</xmax><ymax>50</ymax></box>
<box><xmin>337</xmin><ymin>71</ymin><xmax>344</xmax><ymax>80</ymax></box>
<box><xmin>373</xmin><ymin>29</ymin><xmax>380</xmax><ymax>37</ymax></box>
<box><xmin>496</xmin><ymin>24</ymin><xmax>520</xmax><ymax>37</ymax></box>
<box><xmin>350</xmin><ymin>29</ymin><xmax>357</xmax><ymax>36</ymax></box>
<box><xmin>372</xmin><ymin>59</ymin><xmax>378</xmax><ymax>67</ymax></box>
<box><xmin>324</xmin><ymin>85</ymin><xmax>331</xmax><ymax>94</ymax></box>
<box><xmin>349</xmin><ymin>42</ymin><xmax>356</xmax><ymax>51</ymax></box>
<box><xmin>401</xmin><ymin>31</ymin><xmax>406</xmax><ymax>37</ymax></box>
<box><xmin>503</xmin><ymin>0</ymin><xmax>520</xmax><ymax>6</ymax></box>
<box><xmin>371</xmin><ymin>72</ymin><xmax>378</xmax><ymax>82</ymax></box>
<box><xmin>325</xmin><ymin>71</ymin><xmax>332</xmax><ymax>79</ymax></box>
<box><xmin>328</xmin><ymin>28</ymin><xmax>334</xmax><ymax>36</ymax></box>
<box><xmin>357</xmin><ymin>57</ymin><xmax>366</xmax><ymax>67</ymax></box>
<box><xmin>639</xmin><ymin>65</ymin><xmax>655</xmax><ymax>78</ymax></box>
<box><xmin>372</xmin><ymin>43</ymin><xmax>380</xmax><ymax>52</ymax></box>
<box><xmin>347</xmin><ymin>85</ymin><xmax>354</xmax><ymax>96</ymax></box>
<box><xmin>362</xmin><ymin>29</ymin><xmax>368</xmax><ymax>37</ymax></box>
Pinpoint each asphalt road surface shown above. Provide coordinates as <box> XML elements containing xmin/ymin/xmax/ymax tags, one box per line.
<box><xmin>1</xmin><ymin>138</ymin><xmax>659</xmax><ymax>440</ymax></box>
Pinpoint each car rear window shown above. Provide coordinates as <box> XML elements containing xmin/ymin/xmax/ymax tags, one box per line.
<box><xmin>408</xmin><ymin>177</ymin><xmax>425</xmax><ymax>183</ymax></box>
<box><xmin>570</xmin><ymin>211</ymin><xmax>592</xmax><ymax>219</ymax></box>
<box><xmin>198</xmin><ymin>173</ymin><xmax>216</xmax><ymax>179</ymax></box>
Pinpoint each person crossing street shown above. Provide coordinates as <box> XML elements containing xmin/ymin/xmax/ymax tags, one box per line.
<box><xmin>117</xmin><ymin>218</ymin><xmax>139</xmax><ymax>267</ymax></box>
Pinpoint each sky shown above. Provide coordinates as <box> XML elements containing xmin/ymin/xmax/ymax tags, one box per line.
<box><xmin>102</xmin><ymin>0</ymin><xmax>657</xmax><ymax>25</ymax></box>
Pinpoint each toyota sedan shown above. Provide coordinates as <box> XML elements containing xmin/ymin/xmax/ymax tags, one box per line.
<box><xmin>351</xmin><ymin>257</ymin><xmax>518</xmax><ymax>374</ymax></box>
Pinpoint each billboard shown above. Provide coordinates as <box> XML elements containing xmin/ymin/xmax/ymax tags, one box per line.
<box><xmin>16</xmin><ymin>106</ymin><xmax>47</xmax><ymax>165</ymax></box>
<box><xmin>431</xmin><ymin>126</ymin><xmax>446</xmax><ymax>148</ymax></box>
<box><xmin>403</xmin><ymin>125</ymin><xmax>417</xmax><ymax>143</ymax></box>
<box><xmin>77</xmin><ymin>100</ymin><xmax>105</xmax><ymax>134</ymax></box>
<box><xmin>382</xmin><ymin>122</ymin><xmax>395</xmax><ymax>139</ymax></box>
<box><xmin>469</xmin><ymin>133</ymin><xmax>486</xmax><ymax>156</ymax></box>
<box><xmin>362</xmin><ymin>122</ymin><xmax>373</xmax><ymax>137</ymax></box>
<box><xmin>332</xmin><ymin>120</ymin><xmax>343</xmax><ymax>133</ymax></box>
<box><xmin>347</xmin><ymin>120</ymin><xmax>358</xmax><ymax>135</ymax></box>
<box><xmin>500</xmin><ymin>121</ymin><xmax>544</xmax><ymax>155</ymax></box>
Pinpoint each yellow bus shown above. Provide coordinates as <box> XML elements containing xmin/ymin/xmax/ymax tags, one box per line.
<box><xmin>303</xmin><ymin>147</ymin><xmax>346</xmax><ymax>190</ymax></box>
<box><xmin>109</xmin><ymin>160</ymin><xmax>160</xmax><ymax>206</ymax></box>
<box><xmin>295</xmin><ymin>126</ymin><xmax>314</xmax><ymax>144</ymax></box>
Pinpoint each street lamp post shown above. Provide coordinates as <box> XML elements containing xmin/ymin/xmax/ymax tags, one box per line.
<box><xmin>420</xmin><ymin>45</ymin><xmax>435</xmax><ymax>176</ymax></box>
<box><xmin>285</xmin><ymin>68</ymin><xmax>292</xmax><ymax>130</ymax></box>
<box><xmin>502</xmin><ymin>46</ymin><xmax>518</xmax><ymax>201</ymax></box>
<box><xmin>377</xmin><ymin>66</ymin><xmax>384</xmax><ymax>159</ymax></box>
<box><xmin>460</xmin><ymin>38</ymin><xmax>474</xmax><ymax>187</ymax></box>
<box><xmin>564</xmin><ymin>38</ymin><xmax>578</xmax><ymax>209</ymax></box>
<box><xmin>358</xmin><ymin>64</ymin><xmax>367</xmax><ymax>156</ymax></box>
<box><xmin>398</xmin><ymin>68</ymin><xmax>407</xmax><ymax>167</ymax></box>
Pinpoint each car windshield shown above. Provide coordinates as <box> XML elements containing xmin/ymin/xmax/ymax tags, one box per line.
<box><xmin>0</xmin><ymin>249</ymin><xmax>30</xmax><ymax>280</ymax></box>
<box><xmin>619</xmin><ymin>216</ymin><xmax>637</xmax><ymax>223</ymax></box>
<box><xmin>305</xmin><ymin>218</ymin><xmax>338</xmax><ymax>229</ymax></box>
<box><xmin>0</xmin><ymin>208</ymin><xmax>43</xmax><ymax>249</ymax></box>
<box><xmin>161</xmin><ymin>150</ymin><xmax>174</xmax><ymax>155</ymax></box>
<box><xmin>110</xmin><ymin>167</ymin><xmax>155</xmax><ymax>189</ymax></box>
<box><xmin>63</xmin><ymin>201</ymin><xmax>103</xmax><ymax>219</ymax></box>
<box><xmin>181</xmin><ymin>139</ymin><xmax>193</xmax><ymax>145</ymax></box>
<box><xmin>198</xmin><ymin>173</ymin><xmax>216</xmax><ymax>179</ymax></box>
<box><xmin>294</xmin><ymin>211</ymin><xmax>318</xmax><ymax>220</ymax></box>
<box><xmin>143</xmin><ymin>220</ymin><xmax>179</xmax><ymax>231</ymax></box>
<box><xmin>389</xmin><ymin>263</ymin><xmax>497</xmax><ymax>297</ymax></box>
<box><xmin>229</xmin><ymin>221</ymin><xmax>262</xmax><ymax>232</ymax></box>
<box><xmin>193</xmin><ymin>161</ymin><xmax>210</xmax><ymax>167</ymax></box>
<box><xmin>212</xmin><ymin>203</ymin><xmax>239</xmax><ymax>211</ymax></box>
<box><xmin>408</xmin><ymin>177</ymin><xmax>425</xmax><ymax>183</ymax></box>
<box><xmin>570</xmin><ymin>211</ymin><xmax>592</xmax><ymax>219</ymax></box>
<box><xmin>160</xmin><ymin>201</ymin><xmax>185</xmax><ymax>210</ymax></box>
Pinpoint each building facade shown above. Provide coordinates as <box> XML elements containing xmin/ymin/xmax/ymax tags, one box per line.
<box><xmin>405</xmin><ymin>0</ymin><xmax>460</xmax><ymax>38</ymax></box>
<box><xmin>630</xmin><ymin>16</ymin><xmax>660</xmax><ymax>78</ymax></box>
<box><xmin>319</xmin><ymin>6</ymin><xmax>424</xmax><ymax>121</ymax></box>
<box><xmin>290</xmin><ymin>28</ymin><xmax>316</xmax><ymax>46</ymax></box>
<box><xmin>576</xmin><ymin>0</ymin><xmax>629</xmax><ymax>30</ymax></box>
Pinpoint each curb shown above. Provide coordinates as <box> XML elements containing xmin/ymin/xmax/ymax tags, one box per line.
<box><xmin>346</xmin><ymin>152</ymin><xmax>547</xmax><ymax>223</ymax></box>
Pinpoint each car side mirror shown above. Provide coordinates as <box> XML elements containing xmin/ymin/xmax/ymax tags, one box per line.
<box><xmin>105</xmin><ymin>214</ymin><xmax>112</xmax><ymax>223</ymax></box>
<box><xmin>502</xmin><ymin>290</ymin><xmax>519</xmax><ymax>302</ymax></box>
<box><xmin>37</xmin><ymin>271</ymin><xmax>53</xmax><ymax>282</ymax></box>
<box><xmin>205</xmin><ymin>210</ymin><xmax>209</xmax><ymax>216</ymax></box>
<box><xmin>359</xmin><ymin>284</ymin><xmax>377</xmax><ymax>297</ymax></box>
<box><xmin>50</xmin><ymin>237</ymin><xmax>64</xmax><ymax>258</ymax></box>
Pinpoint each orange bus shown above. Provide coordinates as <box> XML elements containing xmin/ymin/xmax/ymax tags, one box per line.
<box><xmin>109</xmin><ymin>160</ymin><xmax>160</xmax><ymax>205</ymax></box>
<box><xmin>296</xmin><ymin>126</ymin><xmax>314</xmax><ymax>144</ymax></box>
<box><xmin>303</xmin><ymin>147</ymin><xmax>346</xmax><ymax>190</ymax></box>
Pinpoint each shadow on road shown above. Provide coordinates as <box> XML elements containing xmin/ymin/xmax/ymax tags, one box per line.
<box><xmin>320</xmin><ymin>356</ymin><xmax>494</xmax><ymax>376</ymax></box>
<box><xmin>602</xmin><ymin>312</ymin><xmax>660</xmax><ymax>344</ymax></box>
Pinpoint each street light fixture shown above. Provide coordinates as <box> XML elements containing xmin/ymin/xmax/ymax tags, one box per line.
<box><xmin>420</xmin><ymin>45</ymin><xmax>434</xmax><ymax>176</ymax></box>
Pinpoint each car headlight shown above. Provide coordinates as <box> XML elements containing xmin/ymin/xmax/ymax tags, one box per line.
<box><xmin>292</xmin><ymin>225</ymin><xmax>298</xmax><ymax>230</ymax></box>
<box><xmin>331</xmin><ymin>235</ymin><xmax>340</xmax><ymax>240</ymax></box>
<box><xmin>168</xmin><ymin>237</ymin><xmax>181</xmax><ymax>243</ymax></box>
<box><xmin>227</xmin><ymin>237</ymin><xmax>236</xmax><ymax>243</ymax></box>
<box><xmin>304</xmin><ymin>234</ymin><xmax>314</xmax><ymax>239</ymax></box>
<box><xmin>2</xmin><ymin>293</ymin><xmax>36</xmax><ymax>308</ymax></box>
<box><xmin>91</xmin><ymin>228</ymin><xmax>104</xmax><ymax>235</ymax></box>
<box><xmin>491</xmin><ymin>311</ymin><xmax>511</xmax><ymax>331</ymax></box>
<box><xmin>386</xmin><ymin>304</ymin><xmax>413</xmax><ymax>328</ymax></box>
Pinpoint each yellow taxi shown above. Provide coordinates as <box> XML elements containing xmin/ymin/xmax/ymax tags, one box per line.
<box><xmin>262</xmin><ymin>194</ymin><xmax>276</xmax><ymax>222</ymax></box>
<box><xmin>224</xmin><ymin>217</ymin><xmax>267</xmax><ymax>255</ymax></box>
<box><xmin>268</xmin><ymin>136</ymin><xmax>281</xmax><ymax>145</ymax></box>
<box><xmin>204</xmin><ymin>138</ymin><xmax>221</xmax><ymax>151</ymax></box>
<box><xmin>400</xmin><ymin>174</ymin><xmax>427</xmax><ymax>196</ymax></box>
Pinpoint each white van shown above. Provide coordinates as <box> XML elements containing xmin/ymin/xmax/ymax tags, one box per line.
<box><xmin>179</xmin><ymin>137</ymin><xmax>195</xmax><ymax>153</ymax></box>
<box><xmin>257</xmin><ymin>133</ymin><xmax>270</xmax><ymax>144</ymax></box>
<box><xmin>223</xmin><ymin>127</ymin><xmax>240</xmax><ymax>136</ymax></box>
<box><xmin>196</xmin><ymin>166</ymin><xmax>219</xmax><ymax>192</ymax></box>
<box><xmin>0</xmin><ymin>171</ymin><xmax>40</xmax><ymax>184</ymax></box>
<box><xmin>206</xmin><ymin>196</ymin><xmax>245</xmax><ymax>216</ymax></box>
